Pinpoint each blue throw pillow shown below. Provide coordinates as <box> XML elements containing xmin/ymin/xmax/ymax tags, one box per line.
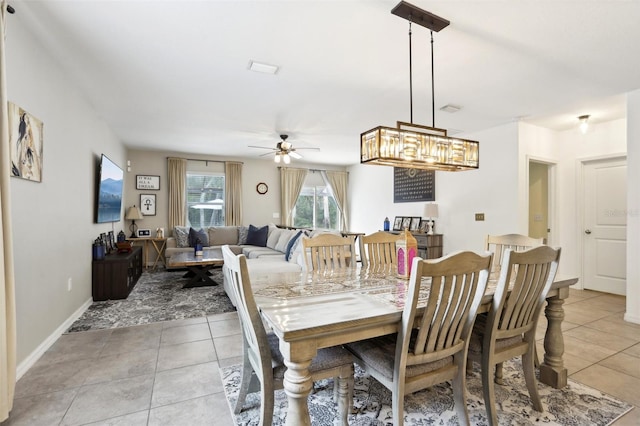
<box><xmin>188</xmin><ymin>227</ymin><xmax>209</xmax><ymax>247</ymax></box>
<box><xmin>246</xmin><ymin>224</ymin><xmax>268</xmax><ymax>247</ymax></box>
<box><xmin>285</xmin><ymin>230</ymin><xmax>303</xmax><ymax>261</ymax></box>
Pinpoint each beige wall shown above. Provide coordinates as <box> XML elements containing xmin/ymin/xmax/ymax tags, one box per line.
<box><xmin>125</xmin><ymin>149</ymin><xmax>347</xmax><ymax>233</ymax></box>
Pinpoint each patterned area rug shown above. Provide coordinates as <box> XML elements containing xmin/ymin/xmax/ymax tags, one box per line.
<box><xmin>67</xmin><ymin>268</ymin><xmax>235</xmax><ymax>332</ymax></box>
<box><xmin>221</xmin><ymin>359</ymin><xmax>632</xmax><ymax>425</ymax></box>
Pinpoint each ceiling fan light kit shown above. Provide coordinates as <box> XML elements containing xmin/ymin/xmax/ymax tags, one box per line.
<box><xmin>249</xmin><ymin>134</ymin><xmax>319</xmax><ymax>164</ymax></box>
<box><xmin>360</xmin><ymin>1</ymin><xmax>480</xmax><ymax>172</ymax></box>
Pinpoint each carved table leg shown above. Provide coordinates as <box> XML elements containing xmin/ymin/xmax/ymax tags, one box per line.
<box><xmin>539</xmin><ymin>295</ymin><xmax>568</xmax><ymax>388</ymax></box>
<box><xmin>283</xmin><ymin>357</ymin><xmax>313</xmax><ymax>426</ymax></box>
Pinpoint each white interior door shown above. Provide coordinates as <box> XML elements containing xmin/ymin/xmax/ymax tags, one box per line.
<box><xmin>583</xmin><ymin>158</ymin><xmax>627</xmax><ymax>295</ymax></box>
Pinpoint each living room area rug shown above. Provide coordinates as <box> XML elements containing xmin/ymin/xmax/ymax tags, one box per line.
<box><xmin>67</xmin><ymin>268</ymin><xmax>235</xmax><ymax>332</ymax></box>
<box><xmin>220</xmin><ymin>359</ymin><xmax>633</xmax><ymax>425</ymax></box>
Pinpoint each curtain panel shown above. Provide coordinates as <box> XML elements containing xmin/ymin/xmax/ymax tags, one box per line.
<box><xmin>279</xmin><ymin>167</ymin><xmax>308</xmax><ymax>227</ymax></box>
<box><xmin>323</xmin><ymin>170</ymin><xmax>349</xmax><ymax>232</ymax></box>
<box><xmin>167</xmin><ymin>157</ymin><xmax>187</xmax><ymax>233</ymax></box>
<box><xmin>0</xmin><ymin>1</ymin><xmax>17</xmax><ymax>420</ymax></box>
<box><xmin>224</xmin><ymin>161</ymin><xmax>243</xmax><ymax>226</ymax></box>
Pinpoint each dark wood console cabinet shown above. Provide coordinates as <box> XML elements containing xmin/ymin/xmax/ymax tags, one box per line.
<box><xmin>92</xmin><ymin>246</ymin><xmax>143</xmax><ymax>301</ymax></box>
<box><xmin>388</xmin><ymin>232</ymin><xmax>443</xmax><ymax>259</ymax></box>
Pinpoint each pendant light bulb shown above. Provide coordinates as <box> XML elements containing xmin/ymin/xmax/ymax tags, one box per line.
<box><xmin>274</xmin><ymin>153</ymin><xmax>281</xmax><ymax>163</ymax></box>
<box><xmin>579</xmin><ymin>115</ymin><xmax>590</xmax><ymax>134</ymax></box>
<box><xmin>283</xmin><ymin>153</ymin><xmax>291</xmax><ymax>164</ymax></box>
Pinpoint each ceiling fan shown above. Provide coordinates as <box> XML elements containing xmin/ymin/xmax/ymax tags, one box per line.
<box><xmin>248</xmin><ymin>134</ymin><xmax>320</xmax><ymax>164</ymax></box>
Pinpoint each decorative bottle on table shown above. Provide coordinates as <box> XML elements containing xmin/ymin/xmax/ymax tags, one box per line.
<box><xmin>383</xmin><ymin>217</ymin><xmax>390</xmax><ymax>231</ymax></box>
<box><xmin>194</xmin><ymin>238</ymin><xmax>203</xmax><ymax>256</ymax></box>
<box><xmin>396</xmin><ymin>228</ymin><xmax>417</xmax><ymax>279</ymax></box>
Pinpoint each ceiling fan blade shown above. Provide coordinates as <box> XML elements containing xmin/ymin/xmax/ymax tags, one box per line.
<box><xmin>292</xmin><ymin>147</ymin><xmax>320</xmax><ymax>151</ymax></box>
<box><xmin>248</xmin><ymin>145</ymin><xmax>276</xmax><ymax>151</ymax></box>
<box><xmin>289</xmin><ymin>151</ymin><xmax>303</xmax><ymax>159</ymax></box>
<box><xmin>259</xmin><ymin>151</ymin><xmax>275</xmax><ymax>157</ymax></box>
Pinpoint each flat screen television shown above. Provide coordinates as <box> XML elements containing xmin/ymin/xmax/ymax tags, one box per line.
<box><xmin>95</xmin><ymin>154</ymin><xmax>124</xmax><ymax>223</ymax></box>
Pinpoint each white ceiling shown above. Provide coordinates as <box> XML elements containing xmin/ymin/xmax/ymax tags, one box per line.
<box><xmin>13</xmin><ymin>1</ymin><xmax>640</xmax><ymax>166</ymax></box>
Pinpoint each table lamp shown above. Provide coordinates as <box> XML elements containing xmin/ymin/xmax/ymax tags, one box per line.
<box><xmin>424</xmin><ymin>203</ymin><xmax>439</xmax><ymax>235</ymax></box>
<box><xmin>126</xmin><ymin>205</ymin><xmax>144</xmax><ymax>238</ymax></box>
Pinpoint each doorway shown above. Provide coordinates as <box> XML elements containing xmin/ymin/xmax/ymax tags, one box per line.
<box><xmin>582</xmin><ymin>157</ymin><xmax>627</xmax><ymax>295</ymax></box>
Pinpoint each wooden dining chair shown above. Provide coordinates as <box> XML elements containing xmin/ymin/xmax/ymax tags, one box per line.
<box><xmin>302</xmin><ymin>233</ymin><xmax>356</xmax><ymax>272</ymax></box>
<box><xmin>346</xmin><ymin>251</ymin><xmax>492</xmax><ymax>426</ymax></box>
<box><xmin>467</xmin><ymin>245</ymin><xmax>561</xmax><ymax>426</ymax></box>
<box><xmin>221</xmin><ymin>245</ymin><xmax>354</xmax><ymax>426</ymax></box>
<box><xmin>359</xmin><ymin>231</ymin><xmax>398</xmax><ymax>271</ymax></box>
<box><xmin>485</xmin><ymin>234</ymin><xmax>544</xmax><ymax>275</ymax></box>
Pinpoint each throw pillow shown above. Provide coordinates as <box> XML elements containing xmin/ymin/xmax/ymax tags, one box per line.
<box><xmin>266</xmin><ymin>226</ymin><xmax>283</xmax><ymax>250</ymax></box>
<box><xmin>285</xmin><ymin>230</ymin><xmax>304</xmax><ymax>262</ymax></box>
<box><xmin>173</xmin><ymin>226</ymin><xmax>190</xmax><ymax>248</ymax></box>
<box><xmin>188</xmin><ymin>227</ymin><xmax>209</xmax><ymax>247</ymax></box>
<box><xmin>246</xmin><ymin>224</ymin><xmax>268</xmax><ymax>247</ymax></box>
<box><xmin>238</xmin><ymin>226</ymin><xmax>249</xmax><ymax>245</ymax></box>
<box><xmin>275</xmin><ymin>229</ymin><xmax>296</xmax><ymax>253</ymax></box>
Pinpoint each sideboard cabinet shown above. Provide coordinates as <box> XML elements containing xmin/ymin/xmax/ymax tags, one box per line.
<box><xmin>92</xmin><ymin>246</ymin><xmax>143</xmax><ymax>301</ymax></box>
<box><xmin>388</xmin><ymin>231</ymin><xmax>443</xmax><ymax>259</ymax></box>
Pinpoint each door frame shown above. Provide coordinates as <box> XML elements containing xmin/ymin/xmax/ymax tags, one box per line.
<box><xmin>526</xmin><ymin>155</ymin><xmax>557</xmax><ymax>246</ymax></box>
<box><xmin>577</xmin><ymin>153</ymin><xmax>627</xmax><ymax>292</ymax></box>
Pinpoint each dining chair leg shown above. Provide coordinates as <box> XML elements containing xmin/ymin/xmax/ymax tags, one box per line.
<box><xmin>260</xmin><ymin>377</ymin><xmax>275</xmax><ymax>426</ymax></box>
<box><xmin>523</xmin><ymin>349</ymin><xmax>543</xmax><ymax>411</ymax></box>
<box><xmin>337</xmin><ymin>366</ymin><xmax>353</xmax><ymax>426</ymax></box>
<box><xmin>453</xmin><ymin>362</ymin><xmax>471</xmax><ymax>426</ymax></box>
<box><xmin>392</xmin><ymin>388</ymin><xmax>405</xmax><ymax>426</ymax></box>
<box><xmin>234</xmin><ymin>353</ymin><xmax>253</xmax><ymax>414</ymax></box>
<box><xmin>482</xmin><ymin>361</ymin><xmax>499</xmax><ymax>426</ymax></box>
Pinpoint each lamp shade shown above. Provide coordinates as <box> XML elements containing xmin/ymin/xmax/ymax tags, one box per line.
<box><xmin>424</xmin><ymin>203</ymin><xmax>439</xmax><ymax>219</ymax></box>
<box><xmin>125</xmin><ymin>205</ymin><xmax>144</xmax><ymax>220</ymax></box>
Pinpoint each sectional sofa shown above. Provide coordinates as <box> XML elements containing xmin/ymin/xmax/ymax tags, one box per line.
<box><xmin>166</xmin><ymin>224</ymin><xmax>309</xmax><ymax>305</ymax></box>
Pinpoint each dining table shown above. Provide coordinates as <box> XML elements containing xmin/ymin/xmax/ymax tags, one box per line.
<box><xmin>252</xmin><ymin>265</ymin><xmax>578</xmax><ymax>426</ymax></box>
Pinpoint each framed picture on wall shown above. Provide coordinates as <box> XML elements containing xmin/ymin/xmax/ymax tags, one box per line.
<box><xmin>136</xmin><ymin>175</ymin><xmax>160</xmax><ymax>190</ymax></box>
<box><xmin>140</xmin><ymin>194</ymin><xmax>156</xmax><ymax>216</ymax></box>
<box><xmin>393</xmin><ymin>216</ymin><xmax>404</xmax><ymax>231</ymax></box>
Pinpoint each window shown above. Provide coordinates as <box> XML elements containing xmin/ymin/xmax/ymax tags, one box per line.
<box><xmin>292</xmin><ymin>173</ymin><xmax>340</xmax><ymax>230</ymax></box>
<box><xmin>186</xmin><ymin>173</ymin><xmax>225</xmax><ymax>228</ymax></box>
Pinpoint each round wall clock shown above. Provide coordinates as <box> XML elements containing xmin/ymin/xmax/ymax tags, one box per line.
<box><xmin>256</xmin><ymin>182</ymin><xmax>268</xmax><ymax>195</ymax></box>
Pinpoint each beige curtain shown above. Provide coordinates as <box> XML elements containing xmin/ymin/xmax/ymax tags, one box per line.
<box><xmin>0</xmin><ymin>1</ymin><xmax>17</xmax><ymax>421</ymax></box>
<box><xmin>279</xmin><ymin>167</ymin><xmax>308</xmax><ymax>227</ymax></box>
<box><xmin>224</xmin><ymin>161</ymin><xmax>242</xmax><ymax>226</ymax></box>
<box><xmin>167</xmin><ymin>157</ymin><xmax>187</xmax><ymax>232</ymax></box>
<box><xmin>323</xmin><ymin>170</ymin><xmax>349</xmax><ymax>232</ymax></box>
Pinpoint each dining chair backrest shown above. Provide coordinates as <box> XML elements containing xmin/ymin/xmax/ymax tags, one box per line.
<box><xmin>302</xmin><ymin>233</ymin><xmax>355</xmax><ymax>272</ymax></box>
<box><xmin>490</xmin><ymin>245</ymin><xmax>561</xmax><ymax>340</ymax></box>
<box><xmin>221</xmin><ymin>245</ymin><xmax>272</xmax><ymax>379</ymax></box>
<box><xmin>403</xmin><ymin>251</ymin><xmax>493</xmax><ymax>369</ymax></box>
<box><xmin>359</xmin><ymin>231</ymin><xmax>398</xmax><ymax>270</ymax></box>
<box><xmin>485</xmin><ymin>234</ymin><xmax>544</xmax><ymax>274</ymax></box>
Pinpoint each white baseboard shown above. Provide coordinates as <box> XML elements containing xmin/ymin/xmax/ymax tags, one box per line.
<box><xmin>16</xmin><ymin>297</ymin><xmax>93</xmax><ymax>380</ymax></box>
<box><xmin>624</xmin><ymin>312</ymin><xmax>640</xmax><ymax>325</ymax></box>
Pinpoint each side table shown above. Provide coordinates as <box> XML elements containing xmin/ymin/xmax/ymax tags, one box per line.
<box><xmin>127</xmin><ymin>237</ymin><xmax>167</xmax><ymax>270</ymax></box>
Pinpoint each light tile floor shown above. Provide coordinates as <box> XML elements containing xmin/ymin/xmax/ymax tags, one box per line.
<box><xmin>1</xmin><ymin>289</ymin><xmax>639</xmax><ymax>425</ymax></box>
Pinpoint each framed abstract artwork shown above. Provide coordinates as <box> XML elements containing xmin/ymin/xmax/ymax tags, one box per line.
<box><xmin>8</xmin><ymin>103</ymin><xmax>44</xmax><ymax>182</ymax></box>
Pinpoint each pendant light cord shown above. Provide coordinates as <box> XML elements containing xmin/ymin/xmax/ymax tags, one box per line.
<box><xmin>408</xmin><ymin>22</ymin><xmax>413</xmax><ymax>124</ymax></box>
<box><xmin>430</xmin><ymin>30</ymin><xmax>435</xmax><ymax>127</ymax></box>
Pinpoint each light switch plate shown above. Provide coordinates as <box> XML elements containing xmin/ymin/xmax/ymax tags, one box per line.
<box><xmin>475</xmin><ymin>213</ymin><xmax>485</xmax><ymax>221</ymax></box>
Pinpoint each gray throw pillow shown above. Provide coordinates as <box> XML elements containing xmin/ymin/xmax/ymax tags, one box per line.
<box><xmin>173</xmin><ymin>226</ymin><xmax>190</xmax><ymax>248</ymax></box>
<box><xmin>238</xmin><ymin>226</ymin><xmax>249</xmax><ymax>245</ymax></box>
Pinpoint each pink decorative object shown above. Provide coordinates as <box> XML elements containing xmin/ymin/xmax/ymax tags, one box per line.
<box><xmin>396</xmin><ymin>229</ymin><xmax>418</xmax><ymax>279</ymax></box>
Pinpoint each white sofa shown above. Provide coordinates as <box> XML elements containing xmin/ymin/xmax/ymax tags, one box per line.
<box><xmin>166</xmin><ymin>224</ymin><xmax>308</xmax><ymax>305</ymax></box>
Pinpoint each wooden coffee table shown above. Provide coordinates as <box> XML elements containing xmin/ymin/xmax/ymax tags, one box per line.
<box><xmin>167</xmin><ymin>248</ymin><xmax>224</xmax><ymax>288</ymax></box>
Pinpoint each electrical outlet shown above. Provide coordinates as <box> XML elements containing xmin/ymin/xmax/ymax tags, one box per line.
<box><xmin>475</xmin><ymin>213</ymin><xmax>485</xmax><ymax>221</ymax></box>
<box><xmin>67</xmin><ymin>278</ymin><xmax>72</xmax><ymax>292</ymax></box>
